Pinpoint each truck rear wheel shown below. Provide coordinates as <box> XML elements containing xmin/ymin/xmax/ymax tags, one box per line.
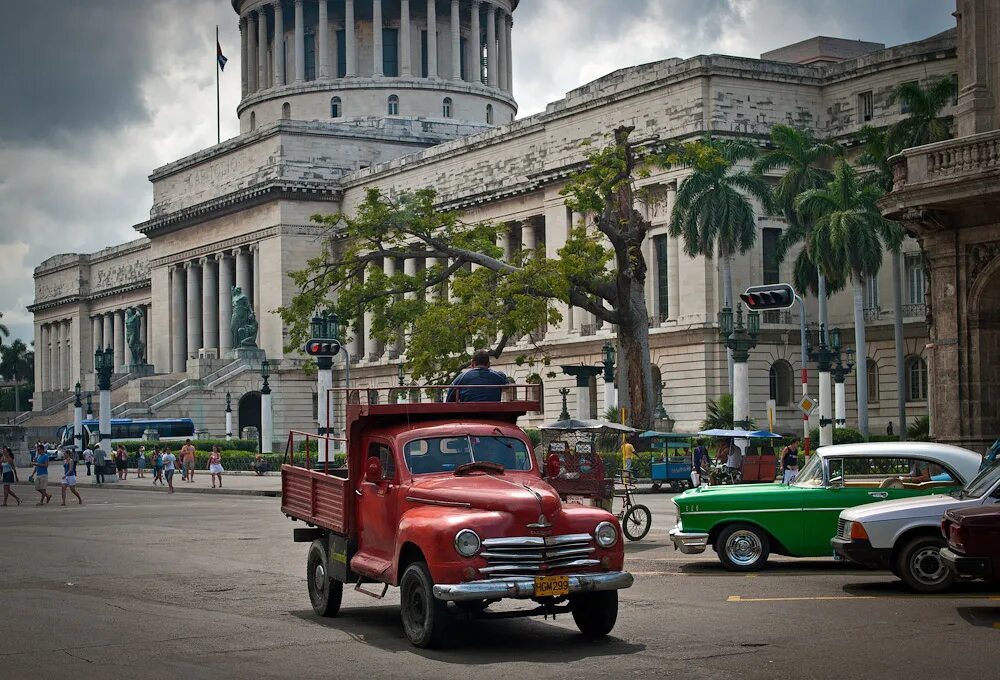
<box><xmin>307</xmin><ymin>539</ymin><xmax>343</xmax><ymax>617</ymax></box>
<box><xmin>400</xmin><ymin>561</ymin><xmax>450</xmax><ymax>648</ymax></box>
<box><xmin>570</xmin><ymin>590</ymin><xmax>618</xmax><ymax>639</ymax></box>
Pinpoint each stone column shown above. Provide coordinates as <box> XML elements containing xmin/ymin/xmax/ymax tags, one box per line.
<box><xmin>372</xmin><ymin>0</ymin><xmax>383</xmax><ymax>77</ymax></box>
<box><xmin>426</xmin><ymin>0</ymin><xmax>438</xmax><ymax>78</ymax></box>
<box><xmin>345</xmin><ymin>0</ymin><xmax>356</xmax><ymax>77</ymax></box>
<box><xmin>645</xmin><ymin>227</ymin><xmax>658</xmax><ymax>327</ymax></box>
<box><xmin>91</xmin><ymin>317</ymin><xmax>103</xmax><ymax>371</ymax></box>
<box><xmin>258</xmin><ymin>7</ymin><xmax>269</xmax><ymax>89</ymax></box>
<box><xmin>170</xmin><ymin>266</ymin><xmax>187</xmax><ymax>372</ymax></box>
<box><xmin>521</xmin><ymin>220</ymin><xmax>536</xmax><ymax>253</ymax></box>
<box><xmin>54</xmin><ymin>321</ymin><xmax>63</xmax><ymax>391</ymax></box>
<box><xmin>451</xmin><ymin>0</ymin><xmax>461</xmax><ymax>80</ymax></box>
<box><xmin>363</xmin><ymin>265</ymin><xmax>380</xmax><ymax>361</ymax></box>
<box><xmin>34</xmin><ymin>325</ymin><xmax>44</xmax><ymax>393</ymax></box>
<box><xmin>400</xmin><ymin>0</ymin><xmax>412</xmax><ymax>75</ymax></box>
<box><xmin>240</xmin><ymin>16</ymin><xmax>249</xmax><ymax>97</ymax></box>
<box><xmin>497</xmin><ymin>8</ymin><xmax>508</xmax><ymax>91</ymax></box>
<box><xmin>138</xmin><ymin>307</ymin><xmax>147</xmax><ymax>365</ymax></box>
<box><xmin>113</xmin><ymin>310</ymin><xmax>125</xmax><ymax>373</ymax></box>
<box><xmin>102</xmin><ymin>314</ymin><xmax>113</xmax><ymax>355</ymax></box>
<box><xmin>666</xmin><ymin>183</ymin><xmax>680</xmax><ymax>321</ymax></box>
<box><xmin>186</xmin><ymin>261</ymin><xmax>203</xmax><ymax>357</ymax></box>
<box><xmin>247</xmin><ymin>12</ymin><xmax>259</xmax><ymax>92</ymax></box>
<box><xmin>201</xmin><ymin>257</ymin><xmax>219</xmax><ymax>352</ymax></box>
<box><xmin>504</xmin><ymin>12</ymin><xmax>512</xmax><ymax>94</ymax></box>
<box><xmin>318</xmin><ymin>0</ymin><xmax>329</xmax><ymax>78</ymax></box>
<box><xmin>235</xmin><ymin>248</ymin><xmax>252</xmax><ymax>303</ymax></box>
<box><xmin>383</xmin><ymin>257</ymin><xmax>397</xmax><ymax>355</ymax></box>
<box><xmin>252</xmin><ymin>245</ymin><xmax>261</xmax><ymax>322</ymax></box>
<box><xmin>42</xmin><ymin>325</ymin><xmax>51</xmax><ymax>391</ymax></box>
<box><xmin>469</xmin><ymin>0</ymin><xmax>480</xmax><ymax>82</ymax></box>
<box><xmin>218</xmin><ymin>253</ymin><xmax>234</xmax><ymax>356</ymax></box>
<box><xmin>486</xmin><ymin>4</ymin><xmax>497</xmax><ymax>88</ymax></box>
<box><xmin>293</xmin><ymin>0</ymin><xmax>305</xmax><ymax>82</ymax></box>
<box><xmin>274</xmin><ymin>0</ymin><xmax>285</xmax><ymax>86</ymax></box>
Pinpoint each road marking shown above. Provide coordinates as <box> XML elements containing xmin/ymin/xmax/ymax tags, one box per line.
<box><xmin>728</xmin><ymin>594</ymin><xmax>1000</xmax><ymax>603</ymax></box>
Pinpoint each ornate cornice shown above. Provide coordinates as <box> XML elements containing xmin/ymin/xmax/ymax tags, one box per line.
<box><xmin>27</xmin><ymin>280</ymin><xmax>151</xmax><ymax>314</ymax></box>
<box><xmin>149</xmin><ymin>224</ymin><xmax>328</xmax><ymax>269</ymax></box>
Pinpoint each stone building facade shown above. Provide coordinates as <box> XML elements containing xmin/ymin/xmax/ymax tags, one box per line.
<box><xmin>28</xmin><ymin>1</ymin><xmax>955</xmax><ymax>441</ymax></box>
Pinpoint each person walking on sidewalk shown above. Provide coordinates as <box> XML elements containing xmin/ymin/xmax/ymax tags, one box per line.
<box><xmin>93</xmin><ymin>444</ymin><xmax>107</xmax><ymax>485</ymax></box>
<box><xmin>208</xmin><ymin>446</ymin><xmax>224</xmax><ymax>489</ymax></box>
<box><xmin>60</xmin><ymin>450</ymin><xmax>83</xmax><ymax>506</ymax></box>
<box><xmin>136</xmin><ymin>446</ymin><xmax>147</xmax><ymax>479</ymax></box>
<box><xmin>115</xmin><ymin>445</ymin><xmax>128</xmax><ymax>480</ymax></box>
<box><xmin>33</xmin><ymin>444</ymin><xmax>52</xmax><ymax>505</ymax></box>
<box><xmin>83</xmin><ymin>445</ymin><xmax>94</xmax><ymax>476</ymax></box>
<box><xmin>180</xmin><ymin>440</ymin><xmax>196</xmax><ymax>482</ymax></box>
<box><xmin>2</xmin><ymin>447</ymin><xmax>21</xmax><ymax>506</ymax></box>
<box><xmin>152</xmin><ymin>448</ymin><xmax>164</xmax><ymax>486</ymax></box>
<box><xmin>162</xmin><ymin>448</ymin><xmax>177</xmax><ymax>494</ymax></box>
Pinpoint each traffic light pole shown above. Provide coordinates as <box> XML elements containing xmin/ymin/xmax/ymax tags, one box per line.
<box><xmin>796</xmin><ymin>294</ymin><xmax>811</xmax><ymax>457</ymax></box>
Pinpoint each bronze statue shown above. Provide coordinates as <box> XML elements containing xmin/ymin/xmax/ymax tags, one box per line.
<box><xmin>125</xmin><ymin>307</ymin><xmax>145</xmax><ymax>365</ymax></box>
<box><xmin>231</xmin><ymin>286</ymin><xmax>258</xmax><ymax>348</ymax></box>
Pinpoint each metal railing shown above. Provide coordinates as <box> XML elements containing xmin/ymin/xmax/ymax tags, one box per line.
<box><xmin>862</xmin><ymin>306</ymin><xmax>882</xmax><ymax>322</ymax></box>
<box><xmin>902</xmin><ymin>302</ymin><xmax>927</xmax><ymax>318</ymax></box>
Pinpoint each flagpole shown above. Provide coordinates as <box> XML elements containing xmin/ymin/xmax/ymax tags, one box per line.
<box><xmin>216</xmin><ymin>25</ymin><xmax>221</xmax><ymax>145</ymax></box>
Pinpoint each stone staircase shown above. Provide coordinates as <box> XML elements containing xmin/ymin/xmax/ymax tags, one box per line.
<box><xmin>14</xmin><ymin>374</ymin><xmax>135</xmax><ymax>425</ymax></box>
<box><xmin>112</xmin><ymin>360</ymin><xmax>251</xmax><ymax>418</ymax></box>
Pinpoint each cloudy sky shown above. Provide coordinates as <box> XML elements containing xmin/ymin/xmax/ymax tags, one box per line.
<box><xmin>0</xmin><ymin>0</ymin><xmax>955</xmax><ymax>343</ymax></box>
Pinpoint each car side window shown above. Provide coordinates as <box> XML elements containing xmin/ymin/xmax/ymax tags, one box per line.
<box><xmin>369</xmin><ymin>442</ymin><xmax>395</xmax><ymax>481</ymax></box>
<box><xmin>840</xmin><ymin>457</ymin><xmax>909</xmax><ymax>486</ymax></box>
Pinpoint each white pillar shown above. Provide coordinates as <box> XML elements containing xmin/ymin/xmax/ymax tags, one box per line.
<box><xmin>317</xmin><ymin>362</ymin><xmax>333</xmax><ymax>459</ymax></box>
<box><xmin>835</xmin><ymin>380</ymin><xmax>847</xmax><ymax>428</ymax></box>
<box><xmin>317</xmin><ymin>0</ymin><xmax>329</xmax><ymax>78</ymax></box>
<box><xmin>235</xmin><ymin>248</ymin><xmax>252</xmax><ymax>301</ymax></box>
<box><xmin>294</xmin><ymin>0</ymin><xmax>305</xmax><ymax>82</ymax></box>
<box><xmin>604</xmin><ymin>380</ymin><xmax>616</xmax><ymax>412</ymax></box>
<box><xmin>52</xmin><ymin>323</ymin><xmax>62</xmax><ymax>390</ymax></box>
<box><xmin>372</xmin><ymin>0</ymin><xmax>383</xmax><ymax>77</ymax></box>
<box><xmin>363</xmin><ymin>265</ymin><xmax>380</xmax><ymax>361</ymax></box>
<box><xmin>73</xmin><ymin>399</ymin><xmax>83</xmax><ymax>451</ymax></box>
<box><xmin>170</xmin><ymin>266</ymin><xmax>186</xmax><ymax>372</ymax></box>
<box><xmin>426</xmin><ymin>0</ymin><xmax>438</xmax><ymax>78</ymax></box>
<box><xmin>576</xmin><ymin>383</ymin><xmax>589</xmax><ymax>420</ymax></box>
<box><xmin>400</xmin><ymin>0</ymin><xmax>412</xmax><ymax>76</ymax></box>
<box><xmin>504</xmin><ymin>12</ymin><xmax>512</xmax><ymax>94</ymax></box>
<box><xmin>521</xmin><ymin>221</ymin><xmax>536</xmax><ymax>253</ymax></box>
<box><xmin>247</xmin><ymin>12</ymin><xmax>258</xmax><ymax>92</ymax></box>
<box><xmin>258</xmin><ymin>7</ymin><xmax>269</xmax><ymax>89</ymax></box>
<box><xmin>240</xmin><ymin>16</ymin><xmax>249</xmax><ymax>97</ymax></box>
<box><xmin>99</xmin><ymin>388</ymin><xmax>112</xmax><ymax>454</ymax></box>
<box><xmin>89</xmin><ymin>317</ymin><xmax>100</xmax><ymax>372</ymax></box>
<box><xmin>201</xmin><ymin>257</ymin><xmax>219</xmax><ymax>352</ymax></box>
<box><xmin>468</xmin><ymin>1</ymin><xmax>480</xmax><ymax>82</ymax></box>
<box><xmin>186</xmin><ymin>261</ymin><xmax>202</xmax><ymax>357</ymax></box>
<box><xmin>218</xmin><ymin>253</ymin><xmax>234</xmax><ymax>355</ymax></box>
<box><xmin>734</xmin><ymin>360</ymin><xmax>750</xmax><ymax>431</ymax></box>
<box><xmin>485</xmin><ymin>5</ymin><xmax>497</xmax><ymax>88</ymax></box>
<box><xmin>497</xmin><ymin>9</ymin><xmax>509</xmax><ymax>91</ymax></box>
<box><xmin>114</xmin><ymin>311</ymin><xmax>125</xmax><ymax>374</ymax></box>
<box><xmin>226</xmin><ymin>409</ymin><xmax>233</xmax><ymax>441</ymax></box>
<box><xmin>646</xmin><ymin>228</ymin><xmax>658</xmax><ymax>326</ymax></box>
<box><xmin>101</xmin><ymin>314</ymin><xmax>112</xmax><ymax>354</ymax></box>
<box><xmin>819</xmin><ymin>370</ymin><xmax>833</xmax><ymax>446</ymax></box>
<box><xmin>138</xmin><ymin>307</ymin><xmax>147</xmax><ymax>364</ymax></box>
<box><xmin>261</xmin><ymin>390</ymin><xmax>274</xmax><ymax>453</ymax></box>
<box><xmin>345</xmin><ymin>0</ymin><xmax>356</xmax><ymax>76</ymax></box>
<box><xmin>252</xmin><ymin>245</ymin><xmax>261</xmax><ymax>324</ymax></box>
<box><xmin>273</xmin><ymin>0</ymin><xmax>285</xmax><ymax>86</ymax></box>
<box><xmin>66</xmin><ymin>320</ymin><xmax>74</xmax><ymax>389</ymax></box>
<box><xmin>383</xmin><ymin>257</ymin><xmax>397</xmax><ymax>355</ymax></box>
<box><xmin>451</xmin><ymin>0</ymin><xmax>461</xmax><ymax>80</ymax></box>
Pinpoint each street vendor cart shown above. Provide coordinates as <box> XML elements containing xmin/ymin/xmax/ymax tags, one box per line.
<box><xmin>697</xmin><ymin>428</ymin><xmax>783</xmax><ymax>484</ymax></box>
<box><xmin>642</xmin><ymin>431</ymin><xmax>697</xmax><ymax>492</ymax></box>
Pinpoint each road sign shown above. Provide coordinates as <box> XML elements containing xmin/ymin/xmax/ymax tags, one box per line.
<box><xmin>796</xmin><ymin>395</ymin><xmax>817</xmax><ymax>416</ymax></box>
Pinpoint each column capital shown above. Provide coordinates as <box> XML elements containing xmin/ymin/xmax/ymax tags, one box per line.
<box><xmin>214</xmin><ymin>251</ymin><xmax>229</xmax><ymax>262</ymax></box>
<box><xmin>183</xmin><ymin>260</ymin><xmax>199</xmax><ymax>270</ymax></box>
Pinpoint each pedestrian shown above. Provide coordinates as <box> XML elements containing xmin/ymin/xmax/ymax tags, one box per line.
<box><xmin>621</xmin><ymin>437</ymin><xmax>636</xmax><ymax>483</ymax></box>
<box><xmin>93</xmin><ymin>443</ymin><xmax>106</xmax><ymax>485</ymax></box>
<box><xmin>2</xmin><ymin>447</ymin><xmax>21</xmax><ymax>506</ymax></box>
<box><xmin>152</xmin><ymin>447</ymin><xmax>164</xmax><ymax>486</ymax></box>
<box><xmin>60</xmin><ymin>450</ymin><xmax>83</xmax><ymax>506</ymax></box>
<box><xmin>137</xmin><ymin>446</ymin><xmax>147</xmax><ymax>479</ymax></box>
<box><xmin>180</xmin><ymin>439</ymin><xmax>196</xmax><ymax>482</ymax></box>
<box><xmin>726</xmin><ymin>439</ymin><xmax>743</xmax><ymax>482</ymax></box>
<box><xmin>208</xmin><ymin>446</ymin><xmax>224</xmax><ymax>489</ymax></box>
<box><xmin>886</xmin><ymin>421</ymin><xmax>894</xmax><ymax>437</ymax></box>
<box><xmin>32</xmin><ymin>444</ymin><xmax>52</xmax><ymax>505</ymax></box>
<box><xmin>28</xmin><ymin>443</ymin><xmax>37</xmax><ymax>484</ymax></box>
<box><xmin>162</xmin><ymin>448</ymin><xmax>177</xmax><ymax>494</ymax></box>
<box><xmin>692</xmin><ymin>440</ymin><xmax>711</xmax><ymax>488</ymax></box>
<box><xmin>446</xmin><ymin>350</ymin><xmax>509</xmax><ymax>402</ymax></box>
<box><xmin>781</xmin><ymin>438</ymin><xmax>800</xmax><ymax>485</ymax></box>
<box><xmin>115</xmin><ymin>445</ymin><xmax>128</xmax><ymax>480</ymax></box>
<box><xmin>83</xmin><ymin>445</ymin><xmax>94</xmax><ymax>476</ymax></box>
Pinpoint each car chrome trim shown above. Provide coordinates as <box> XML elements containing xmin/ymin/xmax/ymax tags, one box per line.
<box><xmin>405</xmin><ymin>496</ymin><xmax>472</xmax><ymax>508</ymax></box>
<box><xmin>668</xmin><ymin>526</ymin><xmax>709</xmax><ymax>554</ymax></box>
<box><xmin>432</xmin><ymin>571</ymin><xmax>633</xmax><ymax>601</ymax></box>
<box><xmin>681</xmin><ymin>507</ymin><xmax>845</xmax><ymax>515</ymax></box>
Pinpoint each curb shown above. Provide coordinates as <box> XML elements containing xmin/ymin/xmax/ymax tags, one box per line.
<box><xmin>10</xmin><ymin>480</ymin><xmax>281</xmax><ymax>498</ymax></box>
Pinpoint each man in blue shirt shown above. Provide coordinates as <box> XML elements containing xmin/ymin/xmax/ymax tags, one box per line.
<box><xmin>447</xmin><ymin>351</ymin><xmax>509</xmax><ymax>403</ymax></box>
<box><xmin>33</xmin><ymin>444</ymin><xmax>52</xmax><ymax>505</ymax></box>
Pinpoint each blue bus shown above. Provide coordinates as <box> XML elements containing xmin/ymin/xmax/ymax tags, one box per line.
<box><xmin>58</xmin><ymin>418</ymin><xmax>196</xmax><ymax>449</ymax></box>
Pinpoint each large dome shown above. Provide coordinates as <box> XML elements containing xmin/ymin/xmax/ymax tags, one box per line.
<box><xmin>232</xmin><ymin>0</ymin><xmax>518</xmax><ymax>133</ymax></box>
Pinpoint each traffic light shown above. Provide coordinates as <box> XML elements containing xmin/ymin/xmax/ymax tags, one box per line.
<box><xmin>740</xmin><ymin>284</ymin><xmax>796</xmax><ymax>310</ymax></box>
<box><xmin>304</xmin><ymin>339</ymin><xmax>341</xmax><ymax>357</ymax></box>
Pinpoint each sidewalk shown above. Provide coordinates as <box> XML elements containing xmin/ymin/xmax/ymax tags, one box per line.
<box><xmin>11</xmin><ymin>467</ymin><xmax>282</xmax><ymax>497</ymax></box>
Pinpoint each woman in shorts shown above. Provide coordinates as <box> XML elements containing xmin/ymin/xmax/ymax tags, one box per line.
<box><xmin>60</xmin><ymin>450</ymin><xmax>83</xmax><ymax>506</ymax></box>
<box><xmin>115</xmin><ymin>445</ymin><xmax>128</xmax><ymax>480</ymax></box>
<box><xmin>152</xmin><ymin>447</ymin><xmax>164</xmax><ymax>485</ymax></box>
<box><xmin>136</xmin><ymin>446</ymin><xmax>147</xmax><ymax>479</ymax></box>
<box><xmin>2</xmin><ymin>447</ymin><xmax>21</xmax><ymax>506</ymax></box>
<box><xmin>162</xmin><ymin>448</ymin><xmax>177</xmax><ymax>494</ymax></box>
<box><xmin>208</xmin><ymin>446</ymin><xmax>224</xmax><ymax>489</ymax></box>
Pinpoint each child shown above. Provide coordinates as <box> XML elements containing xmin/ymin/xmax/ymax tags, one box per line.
<box><xmin>1</xmin><ymin>447</ymin><xmax>21</xmax><ymax>506</ymax></box>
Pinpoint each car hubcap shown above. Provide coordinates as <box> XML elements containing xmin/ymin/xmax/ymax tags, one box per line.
<box><xmin>912</xmin><ymin>547</ymin><xmax>946</xmax><ymax>584</ymax></box>
<box><xmin>313</xmin><ymin>563</ymin><xmax>326</xmax><ymax>593</ymax></box>
<box><xmin>726</xmin><ymin>530</ymin><xmax>762</xmax><ymax>566</ymax></box>
<box><xmin>405</xmin><ymin>584</ymin><xmax>426</xmax><ymax>630</ymax></box>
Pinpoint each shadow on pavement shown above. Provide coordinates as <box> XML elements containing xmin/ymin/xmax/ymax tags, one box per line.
<box><xmin>678</xmin><ymin>559</ymin><xmax>870</xmax><ymax>575</ymax></box>
<box><xmin>291</xmin><ymin>605</ymin><xmax>645</xmax><ymax>662</ymax></box>
<box><xmin>842</xmin><ymin>580</ymin><xmax>1000</xmax><ymax>597</ymax></box>
<box><xmin>956</xmin><ymin>606</ymin><xmax>1000</xmax><ymax>629</ymax></box>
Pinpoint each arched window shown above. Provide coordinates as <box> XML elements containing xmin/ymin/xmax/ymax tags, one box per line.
<box><xmin>442</xmin><ymin>97</ymin><xmax>453</xmax><ymax>118</ymax></box>
<box><xmin>249</xmin><ymin>111</ymin><xmax>256</xmax><ymax>131</ymax></box>
<box><xmin>331</xmin><ymin>96</ymin><xmax>342</xmax><ymax>118</ymax></box>
<box><xmin>867</xmin><ymin>361</ymin><xmax>880</xmax><ymax>403</ymax></box>
<box><xmin>387</xmin><ymin>94</ymin><xmax>399</xmax><ymax>116</ymax></box>
<box><xmin>768</xmin><ymin>360</ymin><xmax>793</xmax><ymax>406</ymax></box>
<box><xmin>281</xmin><ymin>102</ymin><xmax>291</xmax><ymax>119</ymax></box>
<box><xmin>486</xmin><ymin>104</ymin><xmax>494</xmax><ymax>124</ymax></box>
<box><xmin>906</xmin><ymin>356</ymin><xmax>928</xmax><ymax>402</ymax></box>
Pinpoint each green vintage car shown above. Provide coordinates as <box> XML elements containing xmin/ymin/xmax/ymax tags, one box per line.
<box><xmin>669</xmin><ymin>443</ymin><xmax>982</xmax><ymax>571</ymax></box>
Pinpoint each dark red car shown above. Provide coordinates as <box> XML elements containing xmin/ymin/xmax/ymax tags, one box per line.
<box><xmin>940</xmin><ymin>504</ymin><xmax>1000</xmax><ymax>583</ymax></box>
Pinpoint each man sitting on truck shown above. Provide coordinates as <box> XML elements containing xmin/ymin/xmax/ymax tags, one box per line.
<box><xmin>447</xmin><ymin>350</ymin><xmax>509</xmax><ymax>403</ymax></box>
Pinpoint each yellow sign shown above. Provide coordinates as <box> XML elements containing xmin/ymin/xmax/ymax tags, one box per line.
<box><xmin>797</xmin><ymin>395</ymin><xmax>817</xmax><ymax>415</ymax></box>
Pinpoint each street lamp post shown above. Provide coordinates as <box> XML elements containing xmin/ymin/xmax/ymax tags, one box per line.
<box><xmin>73</xmin><ymin>382</ymin><xmax>83</xmax><ymax>452</ymax></box>
<box><xmin>558</xmin><ymin>387</ymin><xmax>571</xmax><ymax>421</ymax></box>
<box><xmin>831</xmin><ymin>345</ymin><xmax>856</xmax><ymax>431</ymax></box>
<box><xmin>85</xmin><ymin>393</ymin><xmax>93</xmax><ymax>421</ymax></box>
<box><xmin>397</xmin><ymin>361</ymin><xmax>409</xmax><ymax>404</ymax></box>
<box><xmin>311</xmin><ymin>314</ymin><xmax>335</xmax><ymax>438</ymax></box>
<box><xmin>719</xmin><ymin>304</ymin><xmax>760</xmax><ymax>431</ymax></box>
<box><xmin>260</xmin><ymin>359</ymin><xmax>273</xmax><ymax>454</ymax></box>
<box><xmin>601</xmin><ymin>341</ymin><xmax>617</xmax><ymax>411</ymax></box>
<box><xmin>225</xmin><ymin>391</ymin><xmax>233</xmax><ymax>442</ymax></box>
<box><xmin>809</xmin><ymin>324</ymin><xmax>839</xmax><ymax>447</ymax></box>
<box><xmin>94</xmin><ymin>346</ymin><xmax>115</xmax><ymax>461</ymax></box>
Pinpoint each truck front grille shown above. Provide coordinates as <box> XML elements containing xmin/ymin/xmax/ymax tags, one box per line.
<box><xmin>479</xmin><ymin>533</ymin><xmax>599</xmax><ymax>576</ymax></box>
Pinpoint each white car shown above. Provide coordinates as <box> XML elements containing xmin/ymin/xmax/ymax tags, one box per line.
<box><xmin>832</xmin><ymin>456</ymin><xmax>1000</xmax><ymax>593</ymax></box>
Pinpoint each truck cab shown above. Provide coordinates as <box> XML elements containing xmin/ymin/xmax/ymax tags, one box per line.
<box><xmin>281</xmin><ymin>386</ymin><xmax>632</xmax><ymax>648</ymax></box>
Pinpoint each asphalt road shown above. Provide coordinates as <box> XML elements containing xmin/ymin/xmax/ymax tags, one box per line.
<box><xmin>1</xmin><ymin>490</ymin><xmax>997</xmax><ymax>680</ymax></box>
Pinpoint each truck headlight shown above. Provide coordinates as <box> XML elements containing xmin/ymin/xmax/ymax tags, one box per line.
<box><xmin>454</xmin><ymin>529</ymin><xmax>481</xmax><ymax>557</ymax></box>
<box><xmin>594</xmin><ymin>521</ymin><xmax>618</xmax><ymax>548</ymax></box>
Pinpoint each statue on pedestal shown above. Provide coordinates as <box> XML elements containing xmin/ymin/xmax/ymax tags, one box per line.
<box><xmin>232</xmin><ymin>286</ymin><xmax>258</xmax><ymax>349</ymax></box>
<box><xmin>125</xmin><ymin>307</ymin><xmax>145</xmax><ymax>365</ymax></box>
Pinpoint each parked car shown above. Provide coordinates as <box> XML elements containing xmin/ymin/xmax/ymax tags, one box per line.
<box><xmin>832</xmin><ymin>459</ymin><xmax>1000</xmax><ymax>592</ymax></box>
<box><xmin>940</xmin><ymin>504</ymin><xmax>1000</xmax><ymax>585</ymax></box>
<box><xmin>669</xmin><ymin>443</ymin><xmax>982</xmax><ymax>571</ymax></box>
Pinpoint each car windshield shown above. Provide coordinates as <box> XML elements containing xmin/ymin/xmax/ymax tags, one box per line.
<box><xmin>403</xmin><ymin>436</ymin><xmax>532</xmax><ymax>475</ymax></box>
<box><xmin>791</xmin><ymin>453</ymin><xmax>825</xmax><ymax>487</ymax></box>
<box><xmin>956</xmin><ymin>459</ymin><xmax>1000</xmax><ymax>500</ymax></box>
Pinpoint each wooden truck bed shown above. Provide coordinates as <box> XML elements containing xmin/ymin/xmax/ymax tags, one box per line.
<box><xmin>280</xmin><ymin>464</ymin><xmax>350</xmax><ymax>535</ymax></box>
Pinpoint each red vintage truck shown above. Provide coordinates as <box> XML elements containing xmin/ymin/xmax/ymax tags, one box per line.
<box><xmin>281</xmin><ymin>386</ymin><xmax>633</xmax><ymax>648</ymax></box>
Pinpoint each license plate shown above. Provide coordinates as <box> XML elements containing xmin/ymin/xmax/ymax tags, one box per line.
<box><xmin>534</xmin><ymin>575</ymin><xmax>570</xmax><ymax>598</ymax></box>
<box><xmin>566</xmin><ymin>495</ymin><xmax>587</xmax><ymax>504</ymax></box>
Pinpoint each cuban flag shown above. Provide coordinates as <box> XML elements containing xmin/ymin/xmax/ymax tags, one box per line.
<box><xmin>217</xmin><ymin>41</ymin><xmax>228</xmax><ymax>71</ymax></box>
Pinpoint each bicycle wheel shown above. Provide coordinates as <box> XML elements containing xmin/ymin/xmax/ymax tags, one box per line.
<box><xmin>622</xmin><ymin>504</ymin><xmax>652</xmax><ymax>541</ymax></box>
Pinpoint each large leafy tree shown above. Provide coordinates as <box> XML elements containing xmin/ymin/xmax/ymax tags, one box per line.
<box><xmin>0</xmin><ymin>338</ymin><xmax>34</xmax><ymax>412</ymax></box>
<box><xmin>281</xmin><ymin>127</ymin><xmax>706</xmax><ymax>429</ymax></box>
<box><xmin>886</xmin><ymin>76</ymin><xmax>957</xmax><ymax>151</ymax></box>
<box><xmin>669</xmin><ymin>137</ymin><xmax>775</xmax><ymax>391</ymax></box>
<box><xmin>795</xmin><ymin>160</ymin><xmax>903</xmax><ymax>436</ymax></box>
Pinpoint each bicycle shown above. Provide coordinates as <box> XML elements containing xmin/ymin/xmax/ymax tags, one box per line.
<box><xmin>614</xmin><ymin>469</ymin><xmax>652</xmax><ymax>541</ymax></box>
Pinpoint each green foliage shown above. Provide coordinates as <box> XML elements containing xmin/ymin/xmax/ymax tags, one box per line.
<box><xmin>907</xmin><ymin>415</ymin><xmax>931</xmax><ymax>440</ymax></box>
<box><xmin>808</xmin><ymin>427</ymin><xmax>866</xmax><ymax>445</ymax></box>
<box><xmin>110</xmin><ymin>439</ymin><xmax>259</xmax><ymax>453</ymax></box>
<box><xmin>701</xmin><ymin>393</ymin><xmax>735</xmax><ymax>431</ymax></box>
<box><xmin>0</xmin><ymin>338</ymin><xmax>32</xmax><ymax>382</ymax></box>
<box><xmin>886</xmin><ymin>76</ymin><xmax>956</xmax><ymax>150</ymax></box>
<box><xmin>0</xmin><ymin>383</ymin><xmax>33</xmax><ymax>411</ymax></box>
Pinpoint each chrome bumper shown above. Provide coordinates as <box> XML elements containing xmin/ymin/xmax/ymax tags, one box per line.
<box><xmin>669</xmin><ymin>525</ymin><xmax>709</xmax><ymax>554</ymax></box>
<box><xmin>432</xmin><ymin>571</ymin><xmax>633</xmax><ymax>602</ymax></box>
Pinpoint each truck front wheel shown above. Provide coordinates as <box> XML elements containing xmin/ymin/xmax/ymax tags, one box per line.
<box><xmin>307</xmin><ymin>539</ymin><xmax>343</xmax><ymax>617</ymax></box>
<box><xmin>570</xmin><ymin>590</ymin><xmax>619</xmax><ymax>639</ymax></box>
<box><xmin>400</xmin><ymin>561</ymin><xmax>450</xmax><ymax>648</ymax></box>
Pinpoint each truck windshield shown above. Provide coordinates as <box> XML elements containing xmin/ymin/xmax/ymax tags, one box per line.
<box><xmin>404</xmin><ymin>436</ymin><xmax>532</xmax><ymax>475</ymax></box>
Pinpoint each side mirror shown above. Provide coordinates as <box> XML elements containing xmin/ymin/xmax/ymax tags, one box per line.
<box><xmin>365</xmin><ymin>456</ymin><xmax>383</xmax><ymax>484</ymax></box>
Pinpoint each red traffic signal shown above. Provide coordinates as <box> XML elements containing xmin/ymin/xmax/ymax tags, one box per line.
<box><xmin>304</xmin><ymin>339</ymin><xmax>341</xmax><ymax>357</ymax></box>
<box><xmin>740</xmin><ymin>284</ymin><xmax>796</xmax><ymax>310</ymax></box>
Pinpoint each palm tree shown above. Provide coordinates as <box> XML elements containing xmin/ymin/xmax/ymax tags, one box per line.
<box><xmin>795</xmin><ymin>160</ymin><xmax>903</xmax><ymax>437</ymax></box>
<box><xmin>886</xmin><ymin>76</ymin><xmax>957</xmax><ymax>151</ymax></box>
<box><xmin>0</xmin><ymin>339</ymin><xmax>33</xmax><ymax>413</ymax></box>
<box><xmin>701</xmin><ymin>393</ymin><xmax>735</xmax><ymax>430</ymax></box>
<box><xmin>670</xmin><ymin>137</ymin><xmax>775</xmax><ymax>392</ymax></box>
<box><xmin>0</xmin><ymin>312</ymin><xmax>9</xmax><ymax>345</ymax></box>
